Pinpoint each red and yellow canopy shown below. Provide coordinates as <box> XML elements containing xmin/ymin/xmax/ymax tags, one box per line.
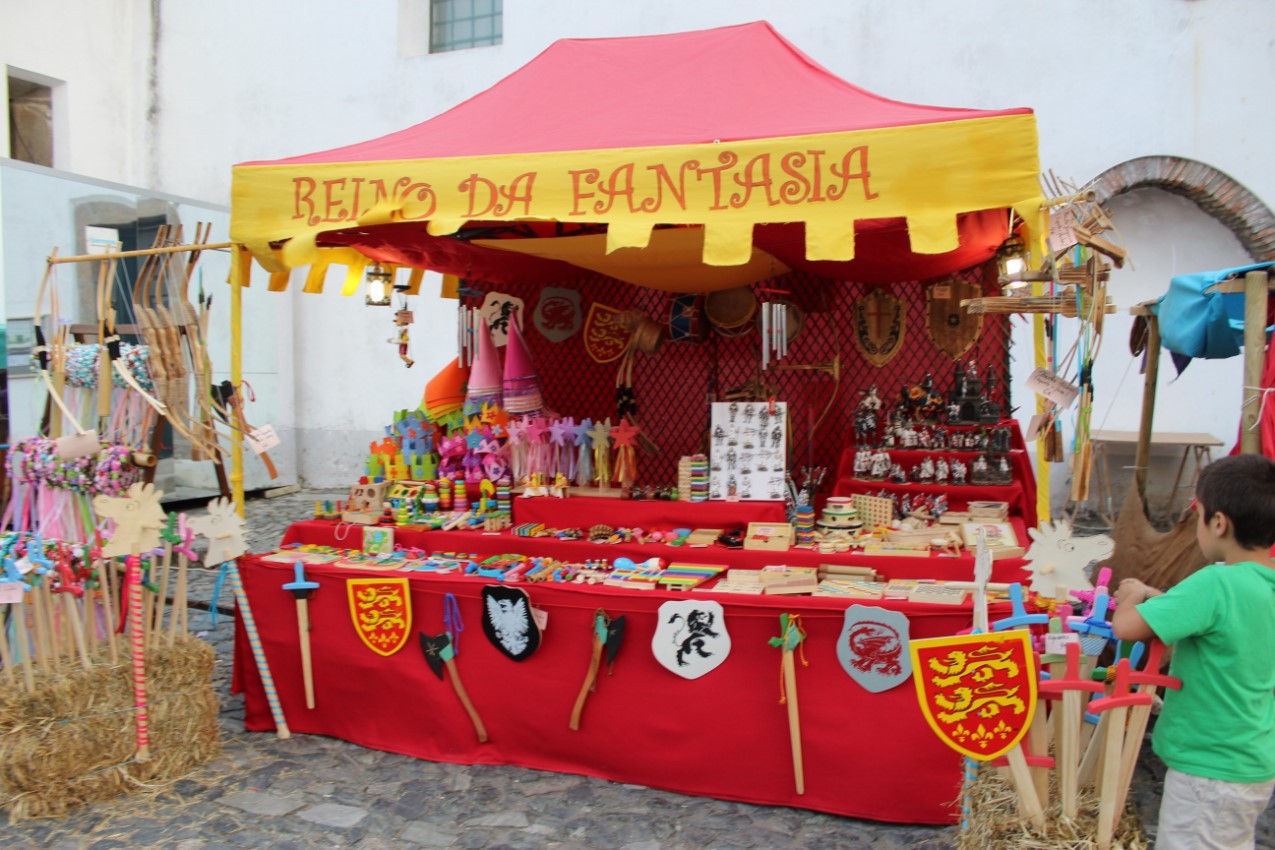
<box><xmin>230</xmin><ymin>21</ymin><xmax>1045</xmax><ymax>293</ymax></box>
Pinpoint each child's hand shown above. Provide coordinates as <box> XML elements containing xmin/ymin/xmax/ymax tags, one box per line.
<box><xmin>1115</xmin><ymin>578</ymin><xmax>1151</xmax><ymax>606</ymax></box>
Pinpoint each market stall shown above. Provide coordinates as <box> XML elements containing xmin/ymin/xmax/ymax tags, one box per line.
<box><xmin>226</xmin><ymin>21</ymin><xmax>1053</xmax><ymax>823</ymax></box>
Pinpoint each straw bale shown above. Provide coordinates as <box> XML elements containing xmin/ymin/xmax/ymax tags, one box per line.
<box><xmin>957</xmin><ymin>766</ymin><xmax>1148</xmax><ymax>850</ymax></box>
<box><xmin>0</xmin><ymin>634</ymin><xmax>221</xmax><ymax>821</ymax></box>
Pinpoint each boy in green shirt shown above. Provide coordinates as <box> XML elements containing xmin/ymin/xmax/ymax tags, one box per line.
<box><xmin>1114</xmin><ymin>453</ymin><xmax>1275</xmax><ymax>850</ymax></box>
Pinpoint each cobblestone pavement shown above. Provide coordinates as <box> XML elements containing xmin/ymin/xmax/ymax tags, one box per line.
<box><xmin>1</xmin><ymin>491</ymin><xmax>1271</xmax><ymax>849</ymax></box>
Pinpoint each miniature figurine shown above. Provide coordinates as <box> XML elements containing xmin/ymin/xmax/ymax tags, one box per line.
<box><xmin>389</xmin><ymin>309</ymin><xmax>415</xmax><ymax>368</ymax></box>
<box><xmin>935</xmin><ymin>457</ymin><xmax>950</xmax><ymax>484</ymax></box>
<box><xmin>951</xmin><ymin>459</ymin><xmax>968</xmax><ymax>486</ymax></box>
<box><xmin>854</xmin><ymin>449</ymin><xmax>872</xmax><ymax>477</ymax></box>
<box><xmin>888</xmin><ymin>462</ymin><xmax>906</xmax><ymax>484</ymax></box>
<box><xmin>870</xmin><ymin>451</ymin><xmax>891</xmax><ymax>480</ymax></box>
<box><xmin>915</xmin><ymin>456</ymin><xmax>935</xmax><ymax>482</ymax></box>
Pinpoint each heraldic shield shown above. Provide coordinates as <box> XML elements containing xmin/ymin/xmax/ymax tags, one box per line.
<box><xmin>925</xmin><ymin>278</ymin><xmax>984</xmax><ymax>359</ymax></box>
<box><xmin>583</xmin><ymin>302</ymin><xmax>631</xmax><ymax>364</ymax></box>
<box><xmin>908</xmin><ymin>630</ymin><xmax>1037</xmax><ymax>761</ymax></box>
<box><xmin>853</xmin><ymin>288</ymin><xmax>905</xmax><ymax>367</ymax></box>
<box><xmin>346</xmin><ymin>578</ymin><xmax>412</xmax><ymax>657</ymax></box>
<box><xmin>837</xmin><ymin>605</ymin><xmax>912</xmax><ymax>693</ymax></box>
<box><xmin>652</xmin><ymin>599</ymin><xmax>731</xmax><ymax>680</ymax></box>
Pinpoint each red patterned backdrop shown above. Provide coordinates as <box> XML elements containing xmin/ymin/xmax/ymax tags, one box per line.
<box><xmin>460</xmin><ymin>263</ymin><xmax>1011</xmax><ymax>489</ymax></box>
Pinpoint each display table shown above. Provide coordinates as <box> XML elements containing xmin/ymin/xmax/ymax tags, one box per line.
<box><xmin>233</xmin><ymin>555</ymin><xmax>1015</xmax><ymax>824</ymax></box>
<box><xmin>512</xmin><ymin>495</ymin><xmax>786</xmax><ymax>531</ymax></box>
<box><xmin>282</xmin><ymin>520</ymin><xmax>1031</xmax><ymax>583</ymax></box>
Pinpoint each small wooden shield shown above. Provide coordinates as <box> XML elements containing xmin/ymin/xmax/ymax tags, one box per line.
<box><xmin>533</xmin><ymin>287</ymin><xmax>582</xmax><ymax>343</ymax></box>
<box><xmin>583</xmin><ymin>302</ymin><xmax>632</xmax><ymax>364</ymax></box>
<box><xmin>652</xmin><ymin>600</ymin><xmax>731</xmax><ymax>679</ymax></box>
<box><xmin>925</xmin><ymin>279</ymin><xmax>983</xmax><ymax>359</ymax></box>
<box><xmin>347</xmin><ymin>578</ymin><xmax>412</xmax><ymax>657</ymax></box>
<box><xmin>853</xmin><ymin>289</ymin><xmax>906</xmax><ymax>367</ymax></box>
<box><xmin>837</xmin><ymin>605</ymin><xmax>911</xmax><ymax>693</ymax></box>
<box><xmin>481</xmin><ymin>585</ymin><xmax>541</xmax><ymax>661</ymax></box>
<box><xmin>908</xmin><ymin>631</ymin><xmax>1037</xmax><ymax>761</ymax></box>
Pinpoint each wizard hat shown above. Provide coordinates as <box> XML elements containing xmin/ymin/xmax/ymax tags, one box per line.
<box><xmin>464</xmin><ymin>317</ymin><xmax>503</xmax><ymax>415</ymax></box>
<box><xmin>501</xmin><ymin>315</ymin><xmax>544</xmax><ymax>415</ymax></box>
<box><xmin>424</xmin><ymin>357</ymin><xmax>470</xmax><ymax>420</ymax></box>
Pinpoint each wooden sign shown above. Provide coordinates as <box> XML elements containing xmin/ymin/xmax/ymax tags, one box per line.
<box><xmin>925</xmin><ymin>279</ymin><xmax>984</xmax><ymax>359</ymax></box>
<box><xmin>853</xmin><ymin>288</ymin><xmax>905</xmax><ymax>367</ymax></box>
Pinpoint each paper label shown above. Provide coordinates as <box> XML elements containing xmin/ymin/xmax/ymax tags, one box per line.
<box><xmin>248</xmin><ymin>424</ymin><xmax>281</xmax><ymax>455</ymax></box>
<box><xmin>1044</xmin><ymin>632</ymin><xmax>1079</xmax><ymax>655</ymax></box>
<box><xmin>55</xmin><ymin>430</ymin><xmax>102</xmax><ymax>460</ymax></box>
<box><xmin>1048</xmin><ymin>208</ymin><xmax>1077</xmax><ymax>253</ymax></box>
<box><xmin>1025</xmin><ymin>367</ymin><xmax>1080</xmax><ymax>408</ymax></box>
<box><xmin>0</xmin><ymin>583</ymin><xmax>23</xmax><ymax>604</ymax></box>
<box><xmin>531</xmin><ymin>605</ymin><xmax>549</xmax><ymax>631</ymax></box>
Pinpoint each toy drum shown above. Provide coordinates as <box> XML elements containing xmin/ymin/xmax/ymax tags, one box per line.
<box><xmin>705</xmin><ymin>286</ymin><xmax>757</xmax><ymax>338</ymax></box>
<box><xmin>615</xmin><ymin>309</ymin><xmax>665</xmax><ymax>355</ymax></box>
<box><xmin>668</xmin><ymin>293</ymin><xmax>706</xmax><ymax>342</ymax></box>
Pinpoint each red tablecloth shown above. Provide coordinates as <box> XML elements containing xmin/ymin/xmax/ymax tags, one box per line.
<box><xmin>512</xmin><ymin>495</ymin><xmax>786</xmax><ymax>531</ymax></box>
<box><xmin>282</xmin><ymin>519</ymin><xmax>1030</xmax><ymax>583</ymax></box>
<box><xmin>233</xmin><ymin>555</ymin><xmax>1016</xmax><ymax>823</ymax></box>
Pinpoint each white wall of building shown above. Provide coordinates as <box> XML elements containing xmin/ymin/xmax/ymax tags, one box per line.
<box><xmin>4</xmin><ymin>0</ymin><xmax>1273</xmax><ymax>499</ymax></box>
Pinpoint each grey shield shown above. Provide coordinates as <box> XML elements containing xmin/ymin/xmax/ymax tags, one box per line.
<box><xmin>837</xmin><ymin>605</ymin><xmax>911</xmax><ymax>693</ymax></box>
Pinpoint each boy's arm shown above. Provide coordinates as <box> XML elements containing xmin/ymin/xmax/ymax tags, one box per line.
<box><xmin>1112</xmin><ymin>578</ymin><xmax>1164</xmax><ymax>643</ymax></box>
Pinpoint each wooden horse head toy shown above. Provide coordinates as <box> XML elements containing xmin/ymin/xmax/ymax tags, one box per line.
<box><xmin>94</xmin><ymin>482</ymin><xmax>167</xmax><ymax>558</ymax></box>
<box><xmin>187</xmin><ymin>497</ymin><xmax>248</xmax><ymax>566</ymax></box>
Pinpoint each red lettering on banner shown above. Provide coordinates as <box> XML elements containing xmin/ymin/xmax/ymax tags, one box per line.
<box><xmin>730</xmin><ymin>153</ymin><xmax>779</xmax><ymax>209</ymax></box>
<box><xmin>828</xmin><ymin>146</ymin><xmax>878</xmax><ymax>201</ymax></box>
<box><xmin>323</xmin><ymin>179</ymin><xmax>348</xmax><ymax>222</ymax></box>
<box><xmin>293</xmin><ymin>177</ymin><xmax>317</xmax><ymax>224</ymax></box>
<box><xmin>594</xmin><ymin>163</ymin><xmax>637</xmax><ymax>214</ymax></box>
<box><xmin>399</xmin><ymin>181</ymin><xmax>438</xmax><ymax>220</ymax></box>
<box><xmin>808</xmin><ymin>150</ymin><xmax>826</xmax><ymax>202</ymax></box>
<box><xmin>696</xmin><ymin>151</ymin><xmax>738</xmax><ymax>211</ymax></box>
<box><xmin>779</xmin><ymin>152</ymin><xmax>813</xmax><ymax>204</ymax></box>
<box><xmin>462</xmin><ymin>172</ymin><xmax>536</xmax><ymax>218</ymax></box>
<box><xmin>639</xmin><ymin>162</ymin><xmax>692</xmax><ymax>212</ymax></box>
<box><xmin>569</xmin><ymin>169</ymin><xmax>600</xmax><ymax>216</ymax></box>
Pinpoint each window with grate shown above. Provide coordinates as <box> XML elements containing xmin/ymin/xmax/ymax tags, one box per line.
<box><xmin>7</xmin><ymin>76</ymin><xmax>53</xmax><ymax>167</ymax></box>
<box><xmin>431</xmin><ymin>0</ymin><xmax>502</xmax><ymax>53</ymax></box>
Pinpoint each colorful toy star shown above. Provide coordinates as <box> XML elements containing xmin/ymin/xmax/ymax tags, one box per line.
<box><xmin>611</xmin><ymin>418</ymin><xmax>640</xmax><ymax>448</ymax></box>
<box><xmin>573</xmin><ymin>418</ymin><xmax>593</xmax><ymax>447</ymax></box>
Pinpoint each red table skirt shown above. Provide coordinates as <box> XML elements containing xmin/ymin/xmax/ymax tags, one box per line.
<box><xmin>511</xmin><ymin>495</ymin><xmax>786</xmax><ymax>532</ymax></box>
<box><xmin>233</xmin><ymin>555</ymin><xmax>1016</xmax><ymax>823</ymax></box>
<box><xmin>282</xmin><ymin>519</ymin><xmax>1030</xmax><ymax>584</ymax></box>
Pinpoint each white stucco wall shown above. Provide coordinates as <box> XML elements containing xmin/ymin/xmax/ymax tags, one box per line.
<box><xmin>4</xmin><ymin>0</ymin><xmax>1274</xmax><ymax>498</ymax></box>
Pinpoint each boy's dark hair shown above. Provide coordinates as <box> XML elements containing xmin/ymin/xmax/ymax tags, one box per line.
<box><xmin>1195</xmin><ymin>454</ymin><xmax>1275</xmax><ymax>549</ymax></box>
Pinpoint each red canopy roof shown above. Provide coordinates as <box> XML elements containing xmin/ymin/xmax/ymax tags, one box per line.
<box><xmin>248</xmin><ymin>21</ymin><xmax>1031</xmax><ymax>165</ymax></box>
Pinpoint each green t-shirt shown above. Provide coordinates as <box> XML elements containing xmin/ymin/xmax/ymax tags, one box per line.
<box><xmin>1138</xmin><ymin>561</ymin><xmax>1275</xmax><ymax>783</ymax></box>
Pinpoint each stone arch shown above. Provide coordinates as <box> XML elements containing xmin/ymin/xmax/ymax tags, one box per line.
<box><xmin>1088</xmin><ymin>156</ymin><xmax>1275</xmax><ymax>262</ymax></box>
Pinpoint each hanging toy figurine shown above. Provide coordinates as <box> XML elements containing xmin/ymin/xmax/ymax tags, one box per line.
<box><xmin>390</xmin><ymin>307</ymin><xmax>415</xmax><ymax>368</ymax></box>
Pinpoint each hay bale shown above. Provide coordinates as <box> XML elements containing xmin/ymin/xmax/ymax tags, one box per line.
<box><xmin>957</xmin><ymin>768</ymin><xmax>1148</xmax><ymax>850</ymax></box>
<box><xmin>0</xmin><ymin>634</ymin><xmax>221</xmax><ymax>821</ymax></box>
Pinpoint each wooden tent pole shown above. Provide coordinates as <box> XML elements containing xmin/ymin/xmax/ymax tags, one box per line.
<box><xmin>230</xmin><ymin>245</ymin><xmax>247</xmax><ymax>516</ymax></box>
<box><xmin>1132</xmin><ymin>307</ymin><xmax>1161</xmax><ymax>500</ymax></box>
<box><xmin>1241</xmin><ymin>270</ymin><xmax>1268</xmax><ymax>455</ymax></box>
<box><xmin>48</xmin><ymin>242</ymin><xmax>233</xmax><ymax>265</ymax></box>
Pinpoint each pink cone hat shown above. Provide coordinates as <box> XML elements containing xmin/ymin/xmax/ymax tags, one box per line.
<box><xmin>465</xmin><ymin>317</ymin><xmax>503</xmax><ymax>414</ymax></box>
<box><xmin>502</xmin><ymin>316</ymin><xmax>544</xmax><ymax>415</ymax></box>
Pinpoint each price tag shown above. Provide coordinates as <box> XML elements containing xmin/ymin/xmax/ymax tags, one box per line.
<box><xmin>1025</xmin><ymin>413</ymin><xmax>1047</xmax><ymax>441</ymax></box>
<box><xmin>531</xmin><ymin>606</ymin><xmax>549</xmax><ymax>631</ymax></box>
<box><xmin>1025</xmin><ymin>367</ymin><xmax>1080</xmax><ymax>408</ymax></box>
<box><xmin>1045</xmin><ymin>632</ymin><xmax>1079</xmax><ymax>655</ymax></box>
<box><xmin>1048</xmin><ymin>208</ymin><xmax>1077</xmax><ymax>253</ymax></box>
<box><xmin>0</xmin><ymin>583</ymin><xmax>25</xmax><ymax>604</ymax></box>
<box><xmin>248</xmin><ymin>424</ymin><xmax>281</xmax><ymax>455</ymax></box>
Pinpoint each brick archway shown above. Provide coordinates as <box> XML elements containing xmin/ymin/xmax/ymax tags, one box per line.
<box><xmin>1089</xmin><ymin>156</ymin><xmax>1275</xmax><ymax>262</ymax></box>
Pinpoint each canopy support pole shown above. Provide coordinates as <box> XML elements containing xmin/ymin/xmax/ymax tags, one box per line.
<box><xmin>230</xmin><ymin>244</ymin><xmax>246</xmax><ymax>516</ymax></box>
<box><xmin>1241</xmin><ymin>270</ymin><xmax>1268</xmax><ymax>455</ymax></box>
<box><xmin>1132</xmin><ymin>308</ymin><xmax>1160</xmax><ymax>500</ymax></box>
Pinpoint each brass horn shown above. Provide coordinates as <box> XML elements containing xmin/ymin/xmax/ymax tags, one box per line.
<box><xmin>776</xmin><ymin>353</ymin><xmax>840</xmax><ymax>382</ymax></box>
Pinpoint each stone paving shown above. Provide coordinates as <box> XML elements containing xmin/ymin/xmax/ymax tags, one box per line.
<box><xmin>0</xmin><ymin>491</ymin><xmax>1271</xmax><ymax>849</ymax></box>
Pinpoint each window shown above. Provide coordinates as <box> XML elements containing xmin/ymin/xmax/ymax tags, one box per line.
<box><xmin>430</xmin><ymin>0</ymin><xmax>502</xmax><ymax>53</ymax></box>
<box><xmin>7</xmin><ymin>75</ymin><xmax>53</xmax><ymax>167</ymax></box>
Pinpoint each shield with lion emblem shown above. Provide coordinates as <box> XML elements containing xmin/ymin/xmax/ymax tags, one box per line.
<box><xmin>853</xmin><ymin>289</ymin><xmax>905</xmax><ymax>367</ymax></box>
<box><xmin>908</xmin><ymin>630</ymin><xmax>1037</xmax><ymax>761</ymax></box>
<box><xmin>346</xmin><ymin>578</ymin><xmax>412</xmax><ymax>657</ymax></box>
<box><xmin>925</xmin><ymin>279</ymin><xmax>984</xmax><ymax>359</ymax></box>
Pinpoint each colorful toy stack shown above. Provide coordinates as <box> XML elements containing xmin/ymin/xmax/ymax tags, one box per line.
<box><xmin>496</xmin><ymin>478</ymin><xmax>512</xmax><ymax>515</ymax></box>
<box><xmin>793</xmin><ymin>499</ymin><xmax>817</xmax><ymax>547</ymax></box>
<box><xmin>688</xmin><ymin>454</ymin><xmax>710</xmax><ymax>502</ymax></box>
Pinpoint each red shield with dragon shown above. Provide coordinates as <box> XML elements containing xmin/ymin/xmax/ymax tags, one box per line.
<box><xmin>908</xmin><ymin>631</ymin><xmax>1037</xmax><ymax>761</ymax></box>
